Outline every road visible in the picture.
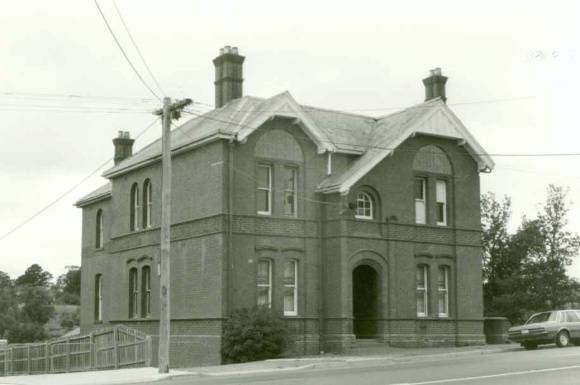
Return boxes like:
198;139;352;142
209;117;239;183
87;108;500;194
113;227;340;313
137;345;580;385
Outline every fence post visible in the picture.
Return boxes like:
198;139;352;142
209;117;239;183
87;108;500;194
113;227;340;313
147;336;153;367
89;331;95;370
66;338;71;372
45;342;49;373
27;345;31;375
113;327;119;369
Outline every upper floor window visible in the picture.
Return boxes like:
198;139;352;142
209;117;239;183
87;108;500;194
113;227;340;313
95;274;103;322
141;266;151;318
436;180;447;226
130;183;140;232
416;265;429;317
438;266;449;317
284;166;298;217
256;259;272;308
355;192;374;220
414;178;427;224
143;179;152;228
96;209;104;249
129;268;139;318
257;165;272;215
283;260;298;316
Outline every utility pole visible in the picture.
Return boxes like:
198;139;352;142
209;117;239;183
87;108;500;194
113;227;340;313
153;97;192;374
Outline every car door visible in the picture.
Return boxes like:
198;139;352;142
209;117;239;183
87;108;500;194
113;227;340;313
564;311;580;339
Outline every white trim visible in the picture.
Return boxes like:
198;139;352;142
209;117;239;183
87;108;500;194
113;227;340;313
283;166;298;217
235;92;336;154
322;101;494;195
95;275;103;322
417;265;428;317
257;259;272;308
327;152;333;175
354;192;373;220
438;266;449;318
415;178;426;225
283;260;298;316
257;164;272;216
435;180;447;226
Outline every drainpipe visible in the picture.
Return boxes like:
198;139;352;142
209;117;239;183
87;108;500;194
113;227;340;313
226;138;235;317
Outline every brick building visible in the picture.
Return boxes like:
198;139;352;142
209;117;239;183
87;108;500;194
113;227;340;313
76;46;494;367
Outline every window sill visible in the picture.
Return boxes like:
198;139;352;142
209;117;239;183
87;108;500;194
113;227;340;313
354;216;374;221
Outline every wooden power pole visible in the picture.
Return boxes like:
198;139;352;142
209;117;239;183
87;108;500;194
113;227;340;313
154;97;192;374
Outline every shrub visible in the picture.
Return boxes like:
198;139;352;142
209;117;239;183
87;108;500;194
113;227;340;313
222;307;288;363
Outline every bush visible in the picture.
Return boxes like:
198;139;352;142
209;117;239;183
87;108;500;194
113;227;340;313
222;307;288;363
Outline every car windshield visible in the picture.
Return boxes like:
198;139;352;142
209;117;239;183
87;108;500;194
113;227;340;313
526;312;557;324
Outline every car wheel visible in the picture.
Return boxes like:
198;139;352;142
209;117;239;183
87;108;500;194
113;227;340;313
522;342;538;350
556;331;570;347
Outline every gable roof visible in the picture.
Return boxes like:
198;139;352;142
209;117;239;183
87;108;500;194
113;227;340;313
75;183;111;207
98;92;493;195
317;98;494;194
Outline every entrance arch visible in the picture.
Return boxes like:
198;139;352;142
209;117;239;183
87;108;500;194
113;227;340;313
352;264;379;339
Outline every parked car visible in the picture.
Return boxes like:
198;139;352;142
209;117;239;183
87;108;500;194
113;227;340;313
508;310;580;350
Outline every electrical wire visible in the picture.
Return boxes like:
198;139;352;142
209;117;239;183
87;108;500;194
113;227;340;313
181;109;580;158
0;117;160;242
0;91;155;102
112;0;166;97
93;0;161;101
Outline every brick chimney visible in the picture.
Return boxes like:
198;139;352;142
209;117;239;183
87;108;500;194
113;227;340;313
112;131;134;165
422;68;448;103
213;46;245;108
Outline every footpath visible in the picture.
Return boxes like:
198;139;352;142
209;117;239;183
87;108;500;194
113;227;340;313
0;344;518;385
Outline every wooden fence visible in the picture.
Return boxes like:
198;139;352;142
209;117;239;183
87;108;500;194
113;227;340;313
0;325;152;377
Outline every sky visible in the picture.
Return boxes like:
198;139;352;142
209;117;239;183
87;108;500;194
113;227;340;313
1;0;580;280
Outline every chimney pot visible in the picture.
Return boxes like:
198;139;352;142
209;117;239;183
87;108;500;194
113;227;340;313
112;131;135;165
213;45;245;108
422;67;448;103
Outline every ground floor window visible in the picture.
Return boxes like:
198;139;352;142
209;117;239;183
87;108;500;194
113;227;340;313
416;265;429;317
283;260;297;316
438;266;449;317
257;259;272;308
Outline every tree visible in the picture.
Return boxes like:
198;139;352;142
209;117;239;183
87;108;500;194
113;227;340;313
15;264;53;287
481;185;580;324
54;266;81;305
0;271;12;289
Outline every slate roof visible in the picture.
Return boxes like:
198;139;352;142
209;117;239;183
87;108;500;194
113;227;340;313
75;183;111;207
78;91;493;203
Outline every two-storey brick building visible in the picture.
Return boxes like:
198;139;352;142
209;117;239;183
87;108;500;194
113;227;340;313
76;46;494;367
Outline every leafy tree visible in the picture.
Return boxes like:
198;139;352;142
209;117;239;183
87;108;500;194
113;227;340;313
481;185;580;324
54;266;81;305
0;279;17;339
18;286;54;325
222;307;288;363
15;264;53;287
0;271;12;289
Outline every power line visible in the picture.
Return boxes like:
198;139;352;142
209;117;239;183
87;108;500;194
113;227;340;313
0;91;155;102
182;109;580;158
0;117;160;242
93;0;161;101
112;0;166;97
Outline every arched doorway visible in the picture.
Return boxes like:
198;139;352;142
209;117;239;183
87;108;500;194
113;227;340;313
352;264;379;339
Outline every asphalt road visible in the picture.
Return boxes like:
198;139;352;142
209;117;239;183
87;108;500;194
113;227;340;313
138;345;580;385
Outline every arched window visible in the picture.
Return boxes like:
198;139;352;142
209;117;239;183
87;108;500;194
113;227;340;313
95;274;103;322
96;209;104;249
355;192;374;220
141;266;151;318
256;259;272;308
130;183;140;231
143;180;152;228
129;268;139;318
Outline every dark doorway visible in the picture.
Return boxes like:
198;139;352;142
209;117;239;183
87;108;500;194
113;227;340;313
352;264;379;339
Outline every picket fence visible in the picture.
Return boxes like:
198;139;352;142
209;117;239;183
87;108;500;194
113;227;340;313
0;325;152;377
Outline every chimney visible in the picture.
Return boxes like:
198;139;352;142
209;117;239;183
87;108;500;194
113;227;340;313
422;67;448;103
112;131;134;165
213;46;245;108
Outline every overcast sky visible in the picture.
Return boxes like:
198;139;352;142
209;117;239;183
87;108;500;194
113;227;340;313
1;0;579;280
